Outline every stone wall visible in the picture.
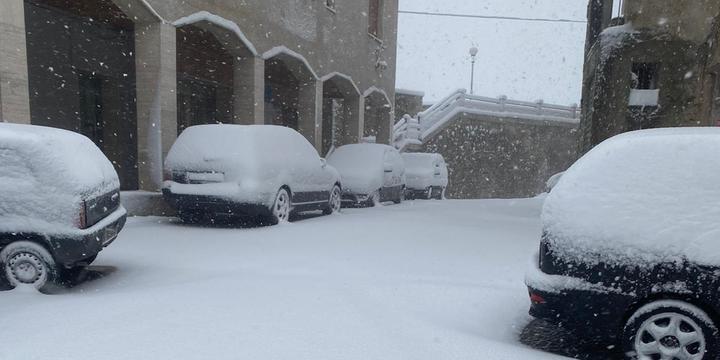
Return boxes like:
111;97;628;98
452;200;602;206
420;113;578;199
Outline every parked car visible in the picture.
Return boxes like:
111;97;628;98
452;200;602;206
525;128;720;358
0;123;126;291
402;152;448;200
326;143;406;207
163;125;342;224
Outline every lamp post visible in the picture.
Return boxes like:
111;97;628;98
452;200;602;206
469;47;479;95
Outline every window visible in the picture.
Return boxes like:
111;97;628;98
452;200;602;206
368;0;382;38
631;63;658;90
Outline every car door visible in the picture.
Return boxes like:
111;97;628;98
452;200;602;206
290;132;333;205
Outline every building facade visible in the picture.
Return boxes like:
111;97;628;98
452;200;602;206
579;0;720;153
0;0;399;191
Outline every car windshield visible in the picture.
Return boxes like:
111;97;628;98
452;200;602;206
3;1;717;359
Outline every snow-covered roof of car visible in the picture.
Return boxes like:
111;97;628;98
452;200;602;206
542;128;720;267
165;124;321;184
0;122;119;196
327;143;392;166
402;153;442;167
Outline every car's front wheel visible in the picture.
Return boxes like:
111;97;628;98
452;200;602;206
323;185;342;215
270;188;291;224
623;300;717;360
1;241;59;292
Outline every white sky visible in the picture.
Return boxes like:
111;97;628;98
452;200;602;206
395;0;588;105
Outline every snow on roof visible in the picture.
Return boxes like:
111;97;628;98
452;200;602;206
363;86;392;106
262;46;319;80
396;88;425;97
173;11;258;56
320;72;361;95
543;128;720;267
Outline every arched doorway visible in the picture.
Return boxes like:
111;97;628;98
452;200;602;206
264;48;319;147
364;89;393;144
24;0;139;189
175;15;259;133
321;74;361;155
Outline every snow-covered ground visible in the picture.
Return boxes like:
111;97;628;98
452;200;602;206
1;198;572;360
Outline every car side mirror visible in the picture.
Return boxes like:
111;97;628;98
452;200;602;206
384;163;393;173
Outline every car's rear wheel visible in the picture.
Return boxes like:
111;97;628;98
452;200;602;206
366;190;380;207
323;185;342;215
436;187;446;200
623;300;717;360
271;188;291;224
393;187;405;204
1;241;59;292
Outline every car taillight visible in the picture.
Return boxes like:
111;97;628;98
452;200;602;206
529;292;546;305
75;200;87;229
163;168;172;181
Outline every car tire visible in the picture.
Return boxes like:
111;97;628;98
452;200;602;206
270;188;292;225
323;185;342;215
1;241;59;293
393;187;405;204
436;187;445;200
366;190;380;207
622;300;718;360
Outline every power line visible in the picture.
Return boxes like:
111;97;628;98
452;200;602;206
398;10;586;24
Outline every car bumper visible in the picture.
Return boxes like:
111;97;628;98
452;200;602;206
49;207;127;267
525;256;634;343
162;189;271;217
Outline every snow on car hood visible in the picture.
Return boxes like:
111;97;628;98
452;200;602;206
542;128;720;267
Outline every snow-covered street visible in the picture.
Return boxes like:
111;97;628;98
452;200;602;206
2;198;574;360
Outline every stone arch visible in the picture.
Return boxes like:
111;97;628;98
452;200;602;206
320;72;362;155
173;12;260;132
363;87;393;144
263;46;320;147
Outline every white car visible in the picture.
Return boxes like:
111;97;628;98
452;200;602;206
401;152;448;200
0;123;126;291
327;143;406;207
162;125;342;224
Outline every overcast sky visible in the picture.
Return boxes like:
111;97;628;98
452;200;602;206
395;0;588;106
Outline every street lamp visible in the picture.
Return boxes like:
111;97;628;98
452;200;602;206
469;47;479;95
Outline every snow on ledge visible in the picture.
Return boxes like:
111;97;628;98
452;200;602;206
172;11;258;56
320;72;361;95
262;46;319;80
396;88;425;97
363;86;392;106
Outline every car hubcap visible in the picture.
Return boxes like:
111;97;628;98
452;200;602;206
7;252;45;285
331;188;341;212
274;190;290;222
635;313;706;360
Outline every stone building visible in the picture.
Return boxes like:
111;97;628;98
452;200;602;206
394;90;579;199
0;0;398;191
579;0;720;153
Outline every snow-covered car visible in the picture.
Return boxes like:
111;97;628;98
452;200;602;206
401;152;448;200
525;128;720;358
0;123;126;291
543;171;564;193
162;125;342;224
326;143;406;207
